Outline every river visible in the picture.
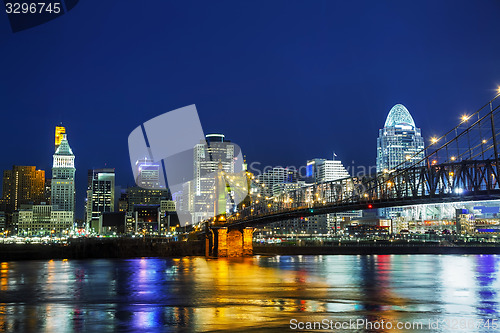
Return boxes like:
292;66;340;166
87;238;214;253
0;255;499;332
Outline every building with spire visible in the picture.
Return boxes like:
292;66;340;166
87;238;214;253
55;125;66;150
12;128;75;236
51;132;76;225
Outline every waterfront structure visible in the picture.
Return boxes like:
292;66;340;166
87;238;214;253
121;187;169;234
85;168;115;231
13;203;72;236
0;211;5;233
376;104;424;219
1;166;45;214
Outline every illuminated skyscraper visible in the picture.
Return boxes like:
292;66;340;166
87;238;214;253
192;134;238;223
376;104;424;173
85;168;115;229
1;166;45;213
135;158;161;189
376;104;424;219
306;157;350;184
55;126;66;150
51;133;76;215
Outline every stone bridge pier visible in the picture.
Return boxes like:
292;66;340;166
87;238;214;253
206;227;254;257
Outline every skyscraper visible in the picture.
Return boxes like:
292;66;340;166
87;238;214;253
376;104;424;173
306;158;350;183
191;134;239;223
257;167;298;198
1;166;45;213
376;104;424;219
135;158;162;189
85;168;115;229
51;133;76;215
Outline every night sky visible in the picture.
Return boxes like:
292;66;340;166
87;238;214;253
1;0;500;219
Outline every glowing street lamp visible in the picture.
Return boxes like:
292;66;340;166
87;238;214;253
430;137;438;144
461;114;469;122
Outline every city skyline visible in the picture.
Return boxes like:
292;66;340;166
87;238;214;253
2;1;500;206
0;96;495;221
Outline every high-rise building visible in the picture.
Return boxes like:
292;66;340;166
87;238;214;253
191;134;239;223
376;104;424;219
306;158;350;183
376;104;424;173
257;167;298;198
305;156;356;234
1;166;45;214
51;133;76;217
85;168;115;229
55;126;66;150
135;158;163;189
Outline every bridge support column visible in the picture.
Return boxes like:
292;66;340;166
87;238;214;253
206;227;254;257
217;227;228;257
227;229;243;257
242;227;254;256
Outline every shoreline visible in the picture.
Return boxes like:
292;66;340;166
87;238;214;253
1;238;500;261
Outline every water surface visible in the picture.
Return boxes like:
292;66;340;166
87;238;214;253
0;255;499;332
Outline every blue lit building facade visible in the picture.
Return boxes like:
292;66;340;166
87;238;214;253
376;104;424;219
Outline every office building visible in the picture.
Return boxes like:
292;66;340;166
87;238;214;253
377;104;424;173
191;134;240;223
1;165;45;214
85;168;115;231
135;158;163;189
306;157;350;183
376;104;425;220
14;203;72;236
257;167;298;198
51;131;75;226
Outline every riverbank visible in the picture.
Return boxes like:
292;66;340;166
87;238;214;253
0;238;205;261
2;238;500;261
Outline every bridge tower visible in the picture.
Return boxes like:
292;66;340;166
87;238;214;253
205;226;254;257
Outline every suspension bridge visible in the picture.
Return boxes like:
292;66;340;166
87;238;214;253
204;92;500;256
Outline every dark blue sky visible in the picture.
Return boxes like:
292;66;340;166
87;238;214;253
1;0;500;218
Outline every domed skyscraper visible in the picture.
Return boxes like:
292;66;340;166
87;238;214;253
376;104;424;174
376;104;425;220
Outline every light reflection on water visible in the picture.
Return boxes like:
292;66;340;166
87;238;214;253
0;255;498;332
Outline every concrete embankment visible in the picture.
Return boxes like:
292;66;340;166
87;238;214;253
0;238;205;261
254;245;500;255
